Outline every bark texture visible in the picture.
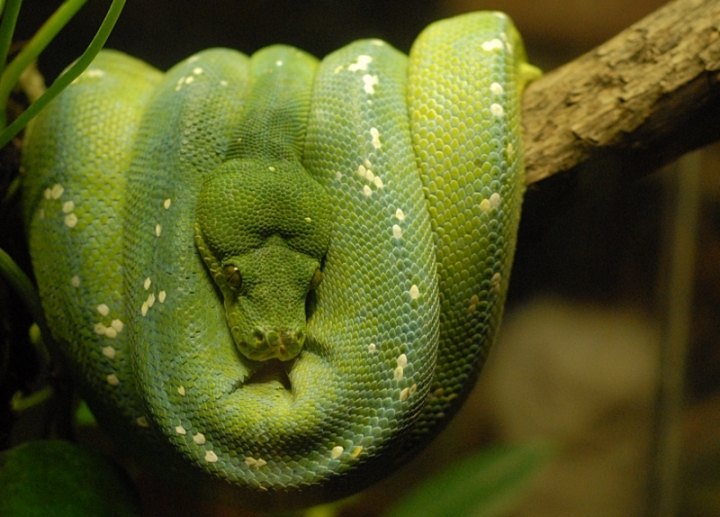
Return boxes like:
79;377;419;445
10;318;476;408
522;0;720;185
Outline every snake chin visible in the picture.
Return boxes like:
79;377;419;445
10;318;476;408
241;358;294;391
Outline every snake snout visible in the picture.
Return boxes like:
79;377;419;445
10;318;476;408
245;327;304;361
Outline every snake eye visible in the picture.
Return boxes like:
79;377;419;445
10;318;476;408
309;268;323;290
223;264;242;290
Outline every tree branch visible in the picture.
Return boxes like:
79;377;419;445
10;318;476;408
522;0;720;185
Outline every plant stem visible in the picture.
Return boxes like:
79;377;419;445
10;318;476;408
0;0;22;87
0;0;88;129
0;247;56;360
0;0;126;148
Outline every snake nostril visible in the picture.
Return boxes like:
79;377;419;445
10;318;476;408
252;329;264;345
267;330;280;347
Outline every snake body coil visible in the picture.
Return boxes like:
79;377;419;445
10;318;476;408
22;12;537;509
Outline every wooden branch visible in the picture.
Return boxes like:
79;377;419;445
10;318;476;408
522;0;720;185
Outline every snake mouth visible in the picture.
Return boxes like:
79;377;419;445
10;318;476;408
242;358;293;391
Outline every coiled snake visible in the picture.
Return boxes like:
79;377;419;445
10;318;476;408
22;11;538;510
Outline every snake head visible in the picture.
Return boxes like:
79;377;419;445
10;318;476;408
194;158;331;362
211;240;322;361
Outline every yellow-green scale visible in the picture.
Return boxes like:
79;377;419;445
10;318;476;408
405;12;527;445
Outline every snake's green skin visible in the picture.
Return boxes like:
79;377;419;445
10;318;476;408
22;12;538;510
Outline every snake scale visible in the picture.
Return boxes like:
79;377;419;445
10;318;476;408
21;11;538;510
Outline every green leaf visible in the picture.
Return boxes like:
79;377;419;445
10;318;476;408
74;400;98;427
0;440;141;516
383;443;553;517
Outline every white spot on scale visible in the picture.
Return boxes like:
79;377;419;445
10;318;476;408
97;304;110;316
176;425;187;435
147;293;156;308
365;169;375;183
351;446;363;458
371;39;385;46
155;224;162;237
245;457;267;467
491;272;502;292
348;55;372;71
184;76;195;85
107;374;120;386
163;198;171;209
304;217;312;223
111;319;124;333
335;171;343;180
50;184;64;199
276;60;283;66
71;275;81;287
64;214;78;228
85;69;105;78
102;346;116;359
104;327;117;339
394;366;404;381
373;176;384;189
144;278;151;290
192;67;203;75
159;291;167;303
333;64;343;74
399;383;418;401
370;127;381;149
490;82;504;95
480;199;491;213
357;164;368;178
188;55;200;63
193;433;206;445
409;285;420;299
363;185;372;197
141;302;148;317
205;450;218;463
62;201;74;213
368;343;376;353
397;354;408;368
392;224;402;239
136;416;149;427
178;386;186;396
481;39;504;52
489;192;501;209
219;80;228;86
490;103;504;117
395;208;405;221
362;74;379;94
364;158;372;168
331;446;344;459
268;166;276;171
94;323;107;335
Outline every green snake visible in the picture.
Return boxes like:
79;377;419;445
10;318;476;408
22;11;538;510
